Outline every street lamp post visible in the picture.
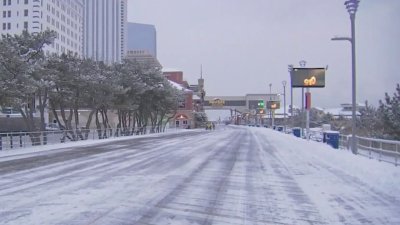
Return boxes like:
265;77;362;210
332;0;359;154
269;83;272;126
288;65;294;127
282;81;287;133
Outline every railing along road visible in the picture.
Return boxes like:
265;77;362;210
340;135;400;166
0;126;180;151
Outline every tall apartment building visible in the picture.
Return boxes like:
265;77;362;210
83;0;127;63
0;0;84;56
127;22;156;58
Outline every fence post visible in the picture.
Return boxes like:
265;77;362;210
19;132;23;148
9;133;13;149
396;144;398;167
369;139;372;159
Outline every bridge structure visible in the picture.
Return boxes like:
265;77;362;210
203;94;282;125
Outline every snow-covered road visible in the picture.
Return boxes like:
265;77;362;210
0;126;399;225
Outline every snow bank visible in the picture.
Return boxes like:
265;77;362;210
252;126;400;195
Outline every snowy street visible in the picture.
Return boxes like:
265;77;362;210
0;126;399;225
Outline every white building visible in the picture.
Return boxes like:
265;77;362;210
83;0;127;63
323;103;364;119
0;0;84;56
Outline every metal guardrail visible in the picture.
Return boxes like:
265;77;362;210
339;134;400;166
0;126;181;151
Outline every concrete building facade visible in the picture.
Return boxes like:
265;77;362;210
83;0;127;63
0;0;84;56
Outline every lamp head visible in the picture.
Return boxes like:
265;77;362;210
344;0;360;16
288;64;294;72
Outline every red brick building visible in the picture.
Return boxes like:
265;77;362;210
163;70;194;128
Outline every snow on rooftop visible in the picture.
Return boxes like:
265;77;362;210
324;108;361;116
162;68;182;72
167;80;192;93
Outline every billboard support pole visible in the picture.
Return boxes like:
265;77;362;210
272;110;275;128
300;60;306;138
306;88;311;141
301;87;305;137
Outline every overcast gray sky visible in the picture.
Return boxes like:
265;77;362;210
127;0;400;108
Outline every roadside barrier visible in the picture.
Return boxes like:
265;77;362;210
0;126;181;151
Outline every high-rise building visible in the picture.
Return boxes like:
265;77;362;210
125;49;161;69
127;22;156;57
83;0;127;63
0;0;84;56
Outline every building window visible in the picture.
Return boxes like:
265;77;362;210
8;0;11;5
24;9;28;16
24;21;28;29
2;11;6;18
7;10;11;17
3;0;6;6
25;0;28;4
2;23;6;30
7;22;11;30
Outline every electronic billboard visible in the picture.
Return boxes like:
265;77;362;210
291;68;325;88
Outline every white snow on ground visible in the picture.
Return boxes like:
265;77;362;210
1;126;398;194
0;125;398;224
2;126;396;195
253;127;400;194
248;126;400;224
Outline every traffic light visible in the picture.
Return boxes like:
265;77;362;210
257;100;265;108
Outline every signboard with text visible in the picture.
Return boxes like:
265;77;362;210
291;68;325;88
267;101;280;110
209;98;225;107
